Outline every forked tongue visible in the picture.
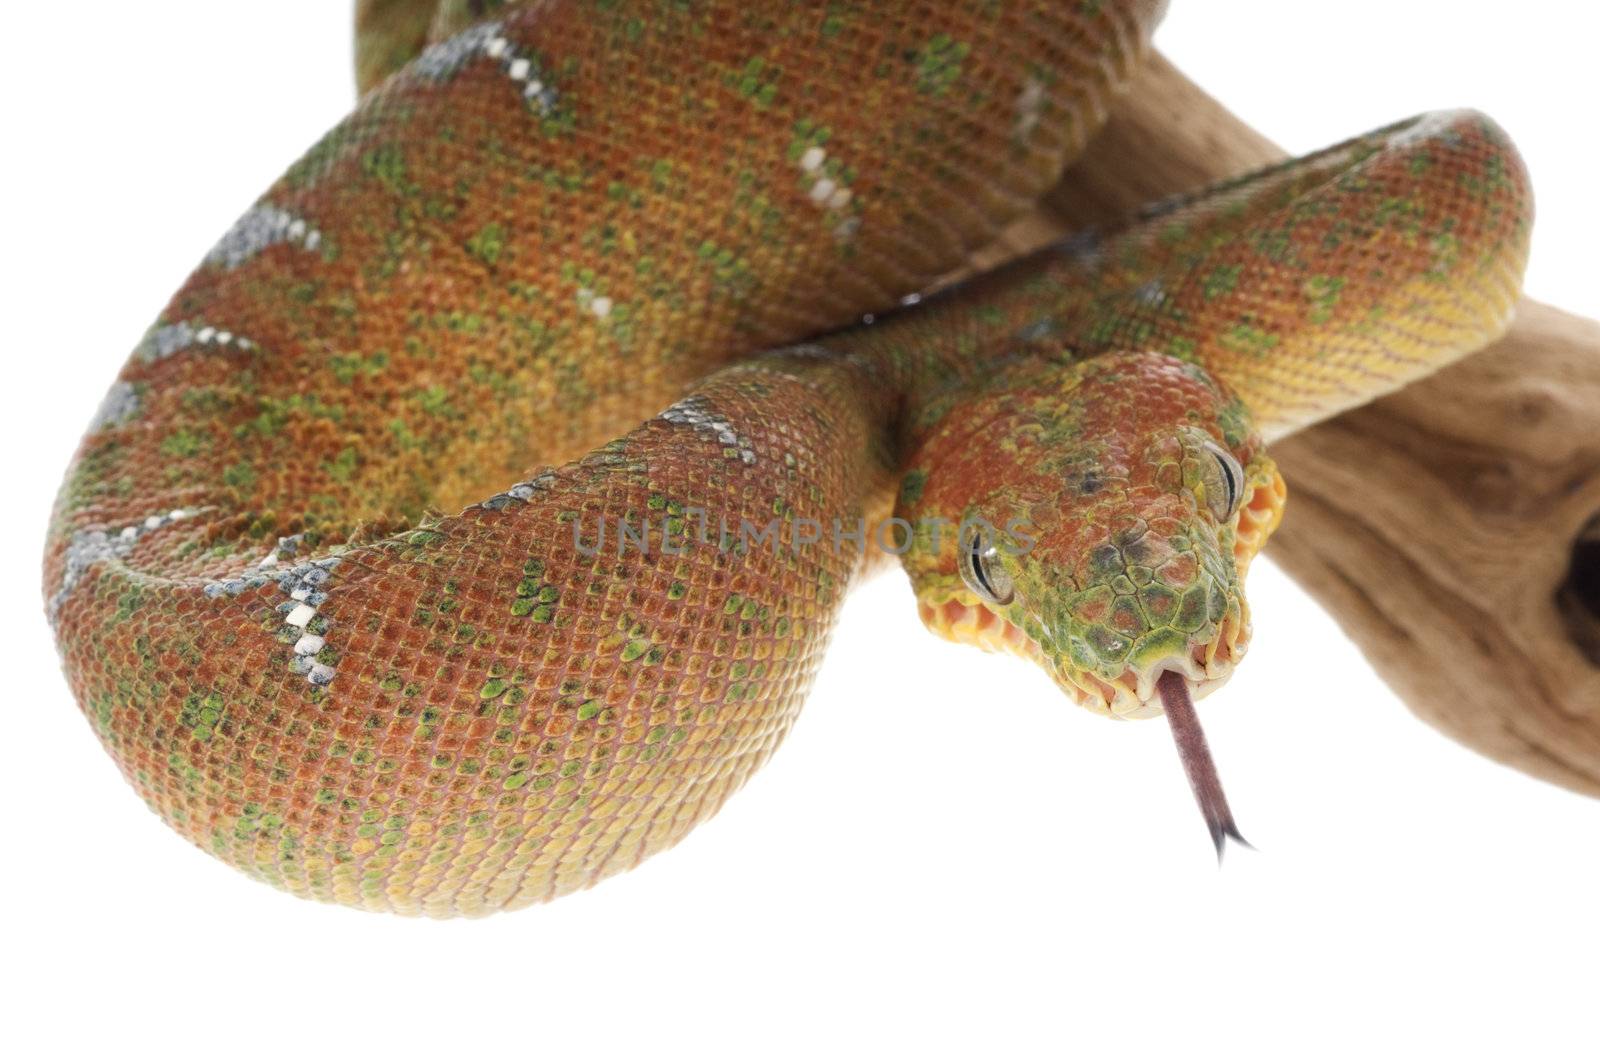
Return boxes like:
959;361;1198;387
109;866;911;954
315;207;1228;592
1156;670;1251;863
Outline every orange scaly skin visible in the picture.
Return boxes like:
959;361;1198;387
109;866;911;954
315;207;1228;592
45;1;1529;915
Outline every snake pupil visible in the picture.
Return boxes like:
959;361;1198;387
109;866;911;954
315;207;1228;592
973;540;996;598
1201;439;1245;520
961;525;1014;606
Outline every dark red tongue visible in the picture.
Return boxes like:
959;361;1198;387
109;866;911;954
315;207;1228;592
1157;670;1251;862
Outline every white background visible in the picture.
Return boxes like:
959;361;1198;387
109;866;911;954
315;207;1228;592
3;2;1597;1059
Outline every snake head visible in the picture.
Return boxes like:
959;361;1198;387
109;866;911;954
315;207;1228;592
896;350;1285;719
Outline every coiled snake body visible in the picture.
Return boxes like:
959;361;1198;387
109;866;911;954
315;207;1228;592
45;0;1530;914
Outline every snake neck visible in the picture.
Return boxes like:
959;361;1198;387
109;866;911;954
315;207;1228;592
821;238;1100;468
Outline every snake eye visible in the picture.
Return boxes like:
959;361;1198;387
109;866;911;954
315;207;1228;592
1200;439;1245;521
958;522;1014;606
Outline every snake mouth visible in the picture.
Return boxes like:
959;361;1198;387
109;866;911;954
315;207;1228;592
917;594;1249;720
1106;609;1247;719
1078;606;1248;720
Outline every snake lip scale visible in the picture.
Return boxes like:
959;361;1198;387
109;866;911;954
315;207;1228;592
44;1;1530;914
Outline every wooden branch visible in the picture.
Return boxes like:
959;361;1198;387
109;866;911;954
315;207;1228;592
1263;302;1600;796
962;53;1600;796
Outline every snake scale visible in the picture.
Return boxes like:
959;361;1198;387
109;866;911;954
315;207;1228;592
45;0;1530;915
